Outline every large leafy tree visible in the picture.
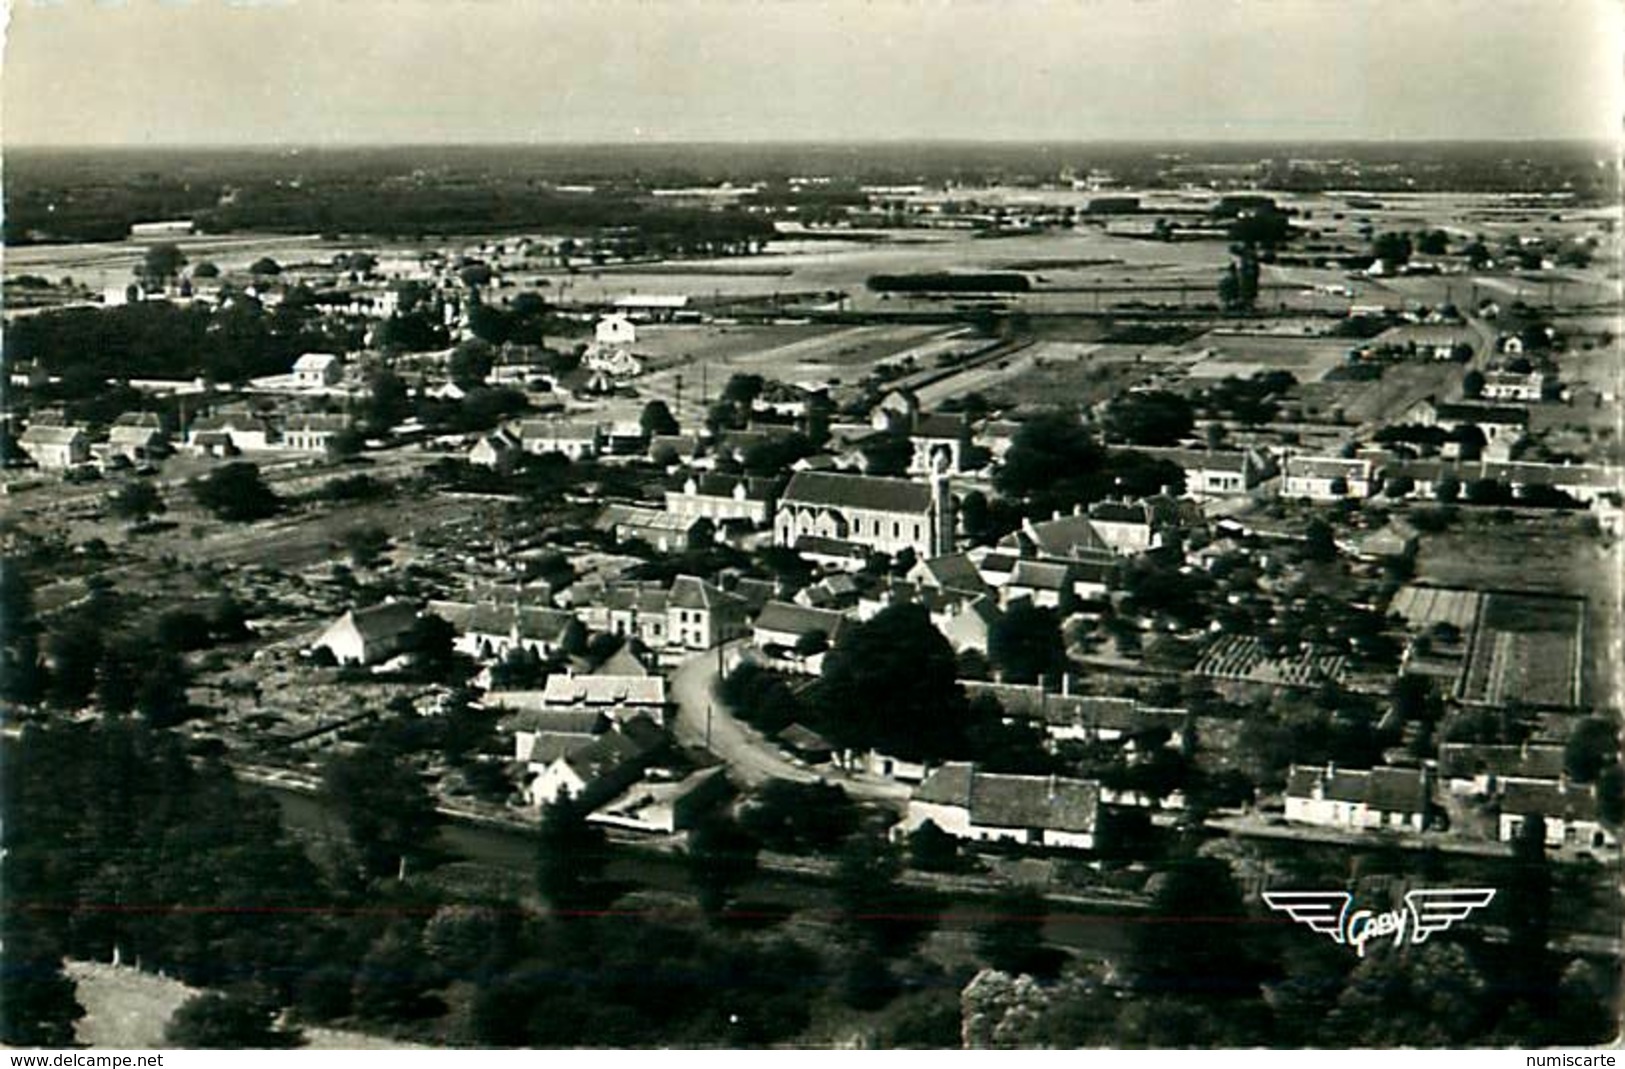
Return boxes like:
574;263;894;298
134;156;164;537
685;815;759;918
0;925;84;1047
988;602;1068;686
1101;390;1195;447
1129;853;1266;1000
164;992;302;1049
813;603;970;761
320;747;439;880
534;792;609;913
190;462;280;522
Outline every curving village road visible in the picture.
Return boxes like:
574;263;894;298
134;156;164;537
668;641;912;804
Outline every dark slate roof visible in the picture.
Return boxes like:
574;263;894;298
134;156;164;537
913;762;1100;834
508;708;607;736
1500;781;1599;821
526;731;600;765
1440;743;1567;783
285;413;351;433
561;721;664;782
913;761;976;805
348;601;420;642
914;553;992;597
780;471;933;514
1001;515;1108;558
1087;501;1151;525
674;473;779;501
1285;764;1428;813
754;600;850;640
1432;401;1531;426
793;535;871;561
670;574;743;612
599;582;671;614
970;773;1099;834
728;577;778;613
1285;456;1373;481
912;412;968;440
1009;560;1072;592
777;722;834;754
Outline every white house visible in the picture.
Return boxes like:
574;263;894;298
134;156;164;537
1479;370;1548;404
312;602;420;666
291;352;343;389
595;314;638;347
280;413;351;454
517;420;602;460
1283;764;1431;832
1282;455;1376;500
20;425;90;471
1498;781;1618;852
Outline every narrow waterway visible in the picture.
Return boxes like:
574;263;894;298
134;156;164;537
258;784;1134;957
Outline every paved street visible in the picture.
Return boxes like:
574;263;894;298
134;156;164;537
668;641;911;803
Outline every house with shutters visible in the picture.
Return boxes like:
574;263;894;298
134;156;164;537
517;419;602;460
1282;455;1377;500
431;600;584;661
1141;446;1275;497
186;413;274;453
1403;397;1530;444
664;473;779;526
280;413;352;454
1498;781;1618;851
667;574;750;651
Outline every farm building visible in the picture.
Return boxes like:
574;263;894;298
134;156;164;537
900;763;1101;851
313;602;421;666
20;425;91;471
1284;764;1432;832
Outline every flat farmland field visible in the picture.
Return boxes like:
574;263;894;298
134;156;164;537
627;321;850;365
1390;585;1483;631
1185;332;1353;381
988;343;1160;408
1460;592;1584;709
1297;361;1466;427
1413;513;1608;596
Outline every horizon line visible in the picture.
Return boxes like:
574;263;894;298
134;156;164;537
4;135;1618;152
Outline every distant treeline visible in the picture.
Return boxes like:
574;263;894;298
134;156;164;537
8;301;357;389
198;185;776;248
5;172;778;251
867;272;1032;294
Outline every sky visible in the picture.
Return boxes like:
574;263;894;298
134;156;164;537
3;0;1621;146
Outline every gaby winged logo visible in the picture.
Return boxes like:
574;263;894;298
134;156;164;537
1262;889;1497;958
